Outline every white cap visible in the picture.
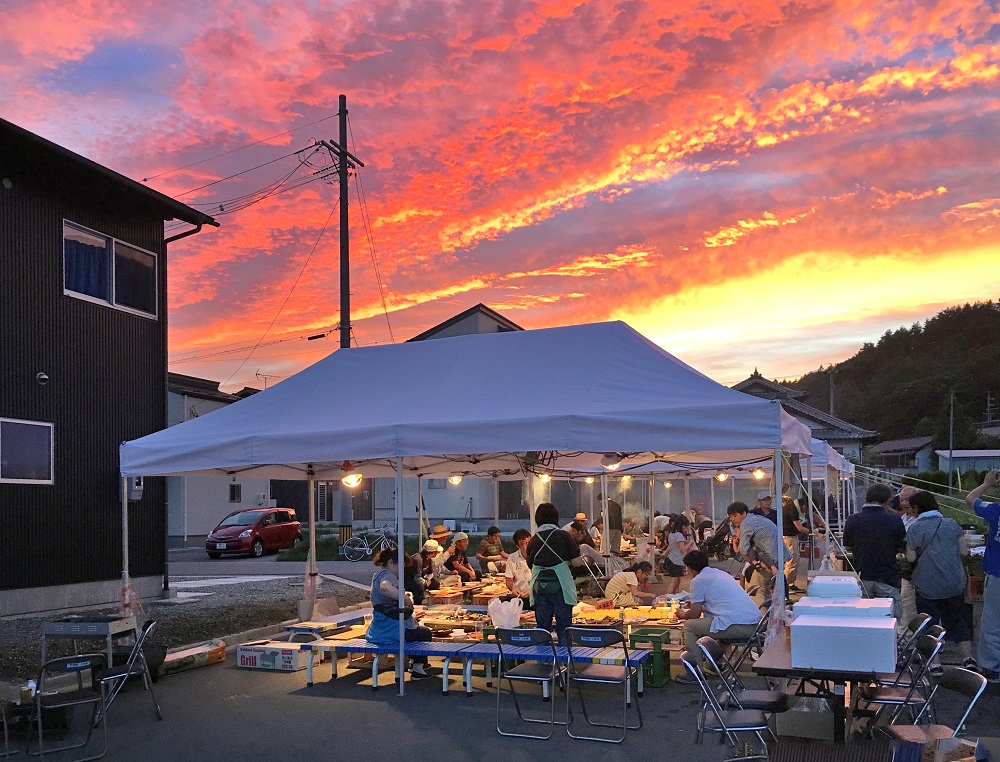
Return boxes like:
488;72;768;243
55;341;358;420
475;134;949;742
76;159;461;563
453;532;469;542
757;491;772;501
422;539;441;552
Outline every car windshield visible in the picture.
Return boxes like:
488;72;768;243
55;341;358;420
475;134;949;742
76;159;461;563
218;511;262;527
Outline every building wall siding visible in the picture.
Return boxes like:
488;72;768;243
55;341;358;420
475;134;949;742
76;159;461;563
0;161;167;592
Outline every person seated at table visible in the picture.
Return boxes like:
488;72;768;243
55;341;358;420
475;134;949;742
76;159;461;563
562;513;596;547
603;561;657;606
476;526;509;574
567;521;604;577
675;550;762;674
366;549;434;680
401;551;426;605
414;539;444;592
663;515;697;594
444;531;481;583
503;528;533;608
526;502;581;645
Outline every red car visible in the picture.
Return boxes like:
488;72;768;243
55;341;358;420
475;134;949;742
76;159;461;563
205;508;301;559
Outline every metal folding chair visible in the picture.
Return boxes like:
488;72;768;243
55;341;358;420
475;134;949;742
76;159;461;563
858;634;943;735
96;620;162;721
564;627;642;743
495;628;566;740
884;667;987;744
28;654;108;761
680;651;769;761
1;698;13;760
696;636;786;741
724;607;770;672
896;613;931;662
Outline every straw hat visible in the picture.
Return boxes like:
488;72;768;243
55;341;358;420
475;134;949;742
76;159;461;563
430;524;452;540
574;512;588;522
422;539;442;553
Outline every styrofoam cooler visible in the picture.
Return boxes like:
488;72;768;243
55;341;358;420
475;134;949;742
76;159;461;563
806;575;862;599
792;597;893;620
790;615;897;673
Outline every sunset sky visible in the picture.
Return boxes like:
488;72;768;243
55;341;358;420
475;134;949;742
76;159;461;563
4;0;999;391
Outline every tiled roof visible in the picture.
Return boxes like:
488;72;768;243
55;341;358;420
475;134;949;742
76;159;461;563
732;370;807;400
871;436;934;455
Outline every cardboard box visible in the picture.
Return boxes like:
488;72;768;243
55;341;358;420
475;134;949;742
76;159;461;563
806;575;862;599
775;695;836;741
792;597;893;620
791;615;896;673
236;641;308;672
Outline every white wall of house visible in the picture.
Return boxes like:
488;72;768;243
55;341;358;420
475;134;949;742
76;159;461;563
369;476;498;529
166;390;270;541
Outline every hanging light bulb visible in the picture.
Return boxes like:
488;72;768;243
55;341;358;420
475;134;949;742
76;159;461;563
601;453;623;471
448;474;463;486
664;481;673;489
752;467;766;480
341;473;363;489
584;476;595;485
715;471;729;482
538;472;551;483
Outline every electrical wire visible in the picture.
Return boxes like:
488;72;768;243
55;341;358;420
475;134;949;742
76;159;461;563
143;111;342;182
219;199;340;390
348;115;395;343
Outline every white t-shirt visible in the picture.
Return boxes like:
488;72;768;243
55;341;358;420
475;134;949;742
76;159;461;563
653;515;671;534
666;531;688;565
604;571;639;605
504;549;531;596
689;566;761;633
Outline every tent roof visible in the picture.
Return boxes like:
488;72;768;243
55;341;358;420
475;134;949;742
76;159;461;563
120;321;812;478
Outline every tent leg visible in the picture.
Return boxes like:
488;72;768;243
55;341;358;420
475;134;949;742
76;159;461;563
396;457;406;696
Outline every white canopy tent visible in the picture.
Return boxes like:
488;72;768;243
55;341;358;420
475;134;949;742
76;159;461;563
121;321;813;692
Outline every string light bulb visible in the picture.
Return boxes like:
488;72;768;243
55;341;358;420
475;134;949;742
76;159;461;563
664;481;672;489
538;472;551;483
752;468;766;480
584;476;595;485
448;474;463;486
715;471;729;482
601;453;623;471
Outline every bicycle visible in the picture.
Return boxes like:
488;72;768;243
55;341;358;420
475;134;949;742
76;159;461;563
342;524;397;561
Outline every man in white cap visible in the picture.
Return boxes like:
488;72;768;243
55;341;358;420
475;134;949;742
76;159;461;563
753;491;778;524
414;539;444;591
444;532;481;583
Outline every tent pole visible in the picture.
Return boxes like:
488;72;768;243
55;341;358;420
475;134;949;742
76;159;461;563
121;474;129;589
824;470;831;562
600;474;609;558
301;469;318;621
710;477;716;525
773;450;785;628
731;476;736;503
493;476;500;524
589;481;594;524
805;455;813;572
684;477;691;519
417;478;424;547
396;457;405;696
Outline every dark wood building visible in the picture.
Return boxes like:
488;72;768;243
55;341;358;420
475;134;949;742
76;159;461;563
0;117;216;615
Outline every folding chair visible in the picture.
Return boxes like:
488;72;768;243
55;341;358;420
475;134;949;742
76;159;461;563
896;614;931;662
724;607;770;673
28;654;108;761
696;636;786;740
883;667;987;745
1;699;13;760
495;628;566;740
564;627;642;743
96;620;162;721
680;651;769;761
857;634;942;735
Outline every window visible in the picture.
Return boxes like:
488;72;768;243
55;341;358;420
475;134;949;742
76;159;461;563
0;418;54;484
427;478;446;489
229;483;242;503
63;221;157;317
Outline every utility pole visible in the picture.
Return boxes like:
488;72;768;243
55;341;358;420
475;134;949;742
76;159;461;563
829;367;835;417
316;95;364;351
948;391;955;494
988;390;996;423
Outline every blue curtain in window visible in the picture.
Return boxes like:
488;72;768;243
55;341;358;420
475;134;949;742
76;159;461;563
64;237;109;300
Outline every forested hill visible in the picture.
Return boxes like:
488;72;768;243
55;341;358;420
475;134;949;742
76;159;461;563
782;301;1000;445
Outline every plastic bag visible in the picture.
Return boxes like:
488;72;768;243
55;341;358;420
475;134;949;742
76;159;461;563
488;597;523;629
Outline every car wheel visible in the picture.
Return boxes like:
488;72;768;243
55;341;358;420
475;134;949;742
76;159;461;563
343;537;367;562
250;538;265;558
207;552;221;560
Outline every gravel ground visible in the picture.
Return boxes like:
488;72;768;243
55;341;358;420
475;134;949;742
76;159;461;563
0;577;369;684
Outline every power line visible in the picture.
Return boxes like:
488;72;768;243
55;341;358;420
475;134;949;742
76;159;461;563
220;199;340;389
143;111;342;182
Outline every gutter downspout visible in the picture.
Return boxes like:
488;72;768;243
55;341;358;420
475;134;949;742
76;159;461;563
165;220;217;244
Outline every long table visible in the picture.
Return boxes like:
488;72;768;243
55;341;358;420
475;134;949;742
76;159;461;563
751;633;877;744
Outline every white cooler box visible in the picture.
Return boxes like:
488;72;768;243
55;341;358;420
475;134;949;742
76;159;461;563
792;597;893;620
806;575;862;599
791;615;897;673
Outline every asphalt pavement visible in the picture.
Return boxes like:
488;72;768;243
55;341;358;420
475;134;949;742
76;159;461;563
168;547;378;587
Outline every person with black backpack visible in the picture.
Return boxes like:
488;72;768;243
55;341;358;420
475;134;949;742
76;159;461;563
526;502;581;645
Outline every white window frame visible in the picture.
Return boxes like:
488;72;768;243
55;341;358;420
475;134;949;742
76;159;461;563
0;417;55;485
62;219;159;319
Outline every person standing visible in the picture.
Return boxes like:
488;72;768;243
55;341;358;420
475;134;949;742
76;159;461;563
906;490;976;673
728;502;785;600
842;483;906;619
752;492;778;524
898;486;920;624
781;496;810;593
598;493;624;553
663;515;697;595
526;502;580;645
967;470;1000;683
